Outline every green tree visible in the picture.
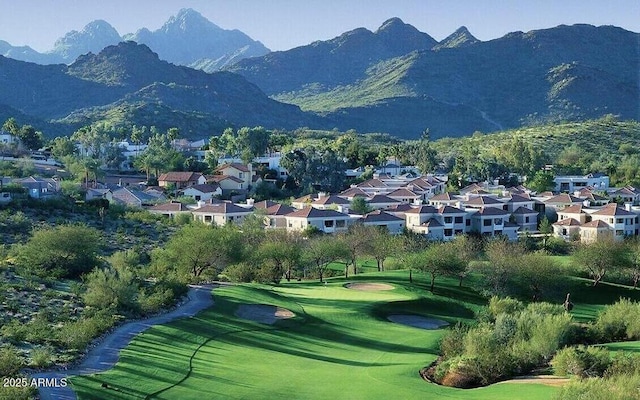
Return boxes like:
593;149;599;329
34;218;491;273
574;238;628;286
539;216;553;249
528;171;555;193
350;197;372;215
51;136;77;159
16;125;43;150
451;234;482;287
83;264;139;313
304;235;350;283
255;230;301;284
15;225;101;278
408;242;466;292
159;224;244;280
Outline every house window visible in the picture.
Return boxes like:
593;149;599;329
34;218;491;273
525;217;530;223
617;218;624;224
562;228;567;236
495;230;502;236
324;220;335;228
466;219;471;226
195;195;201;201
454;229;463;235
444;229;453;236
204;215;212;223
483;219;492;227
336;220;346;228
455;216;463;224
444;216;452;223
239;172;244;179
494;218;503;225
616;230;624;236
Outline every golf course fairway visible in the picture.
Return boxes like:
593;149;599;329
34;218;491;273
71;272;559;400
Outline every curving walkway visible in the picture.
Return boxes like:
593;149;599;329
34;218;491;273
32;284;216;400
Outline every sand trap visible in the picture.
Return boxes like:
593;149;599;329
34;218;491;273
235;304;295;325
388;314;449;330
345;282;394;291
499;375;570;387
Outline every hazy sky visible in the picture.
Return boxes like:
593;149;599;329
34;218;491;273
1;0;639;52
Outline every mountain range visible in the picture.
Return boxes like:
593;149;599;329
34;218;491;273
0;8;268;71
0;13;637;139
228;20;639;138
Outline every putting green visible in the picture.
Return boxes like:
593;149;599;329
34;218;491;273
71;272;558;400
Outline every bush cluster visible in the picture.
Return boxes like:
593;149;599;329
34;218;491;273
435;297;572;387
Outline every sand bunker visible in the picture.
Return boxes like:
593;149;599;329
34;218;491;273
498;375;570;387
235;304;295;325
345;282;394;291
387;314;449;330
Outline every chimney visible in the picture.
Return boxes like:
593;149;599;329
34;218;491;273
582;200;590;207
318;191;328;198
197;200;205;208
625;203;633;212
247;198;255;206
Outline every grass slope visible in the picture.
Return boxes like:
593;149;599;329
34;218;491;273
71;272;559;400
432;118;640;154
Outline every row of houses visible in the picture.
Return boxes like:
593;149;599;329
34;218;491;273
144;171;640;244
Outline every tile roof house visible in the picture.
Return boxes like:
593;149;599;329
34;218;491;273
284;207;352;234
192;202;255;226
181;183;222;202
366;194;402;210
112;187;159;208
358;210;405;234
264;203;296;229
214;163;256;190
147;202;190;219
158;172;205;189
15;177;60;199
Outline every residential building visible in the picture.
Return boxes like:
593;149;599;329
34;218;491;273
158;172;205;189
148;202;191;219
284;207;352;234
358;210;405;234
181;183;222;202
192;203;255;226
554;173;609;192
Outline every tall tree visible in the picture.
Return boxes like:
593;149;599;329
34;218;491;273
408;242;465;292
304;236;349;283
15;225;101;278
161;224;244;280
574;238;628;286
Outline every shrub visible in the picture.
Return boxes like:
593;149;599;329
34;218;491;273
551;345;611;378
595;298;640;342
24;315;54;344
605;352;640;378
30;345;54;368
487;296;524;319
0;320;27;344
554;373;640;400
57;313;116;350
138;287;175;315
223;263;256;283
0;345;23;376
439;323;468;359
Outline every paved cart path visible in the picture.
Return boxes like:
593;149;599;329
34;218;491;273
32;284;216;400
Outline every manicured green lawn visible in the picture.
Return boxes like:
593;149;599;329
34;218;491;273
604;341;640;353
71;271;563;400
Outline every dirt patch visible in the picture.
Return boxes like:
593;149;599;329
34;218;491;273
498;375;570;387
345;282;394;291
387;314;449;330
235;304;295;325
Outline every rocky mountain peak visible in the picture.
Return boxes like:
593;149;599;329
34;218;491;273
51;20;122;61
434;26;479;49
